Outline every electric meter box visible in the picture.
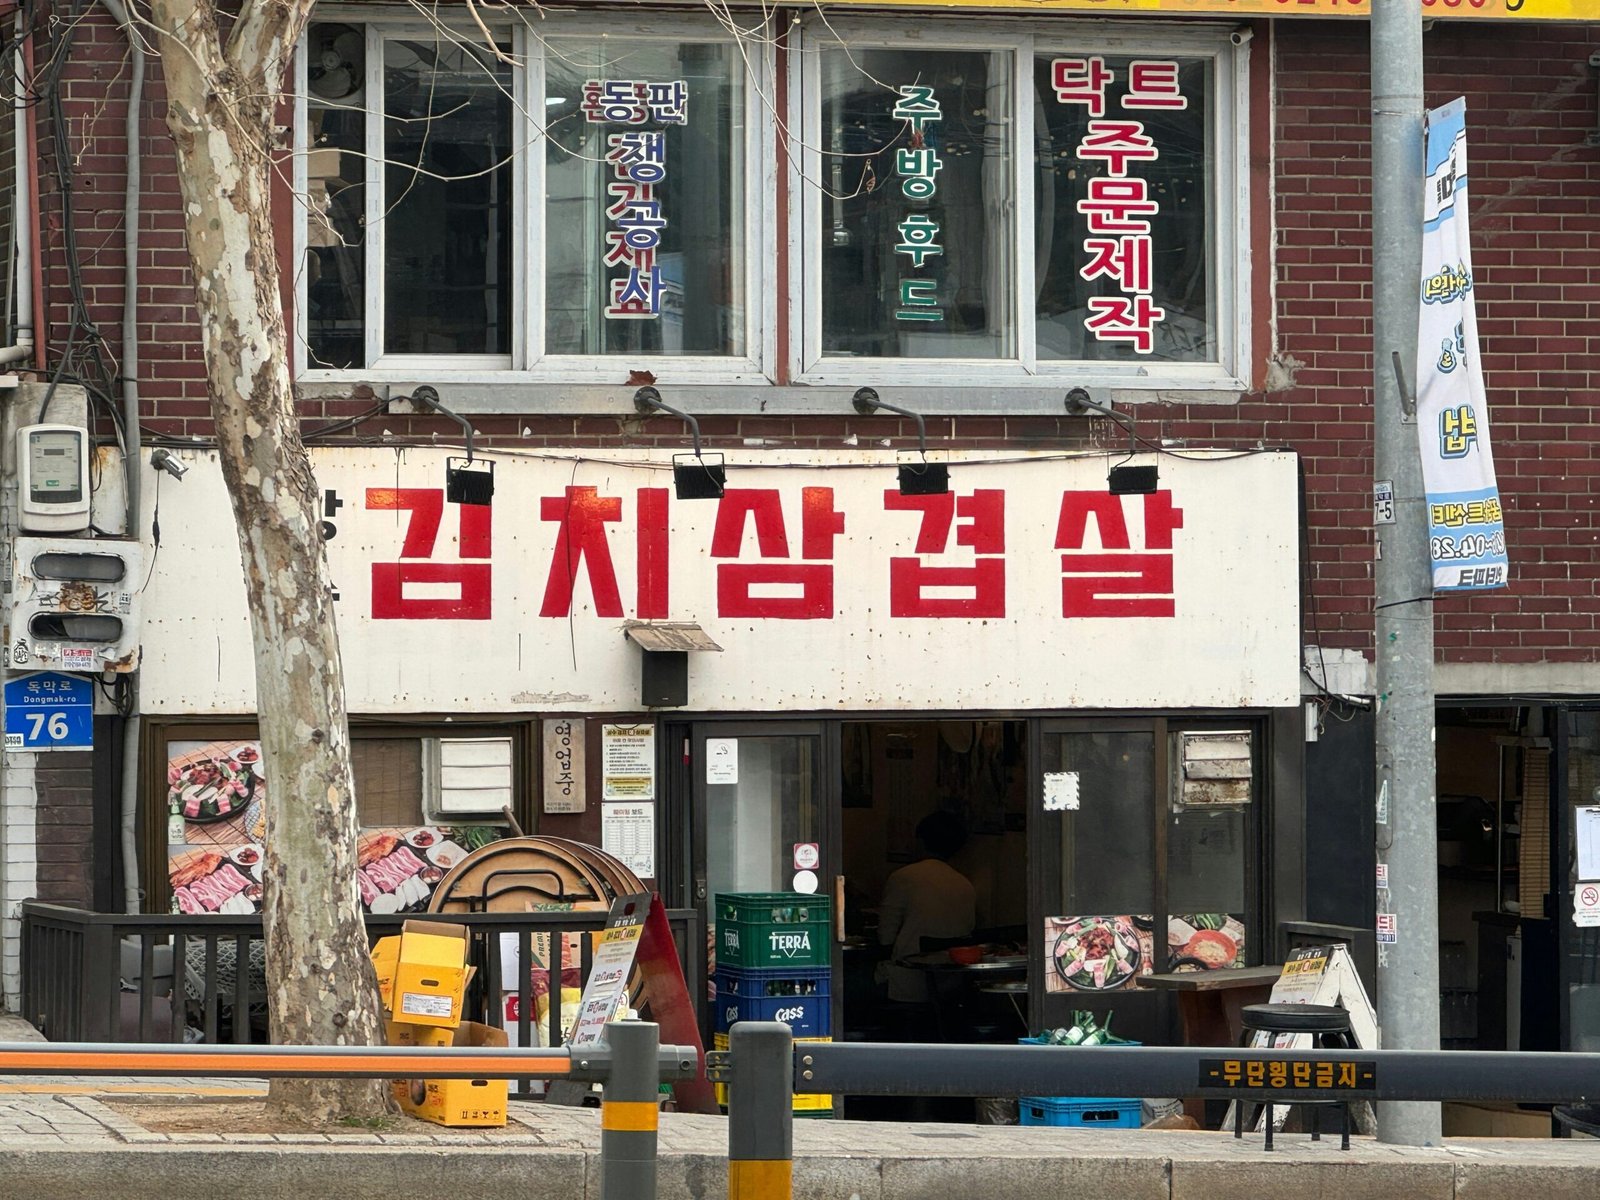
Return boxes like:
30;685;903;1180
16;424;92;533
10;536;142;673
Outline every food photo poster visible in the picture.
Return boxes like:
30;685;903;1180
165;738;501;915
1044;914;1154;993
1167;914;1246;972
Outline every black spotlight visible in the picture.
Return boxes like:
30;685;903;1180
897;461;950;496
853;388;949;496
1108;464;1159;495
635;386;726;501
445;457;495;505
672;453;726;500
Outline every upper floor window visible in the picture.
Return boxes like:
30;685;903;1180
295;13;1247;398
793;19;1244;388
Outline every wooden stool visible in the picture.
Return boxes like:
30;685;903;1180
1236;1003;1355;1151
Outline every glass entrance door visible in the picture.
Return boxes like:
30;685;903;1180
665;722;833;1037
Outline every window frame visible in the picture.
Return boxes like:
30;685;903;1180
788;16;1251;393
292;8;776;384
290;10;1252;407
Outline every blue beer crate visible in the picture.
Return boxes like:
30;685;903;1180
1018;1096;1143;1128
714;966;831;1037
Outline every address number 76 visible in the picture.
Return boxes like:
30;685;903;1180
26;712;71;741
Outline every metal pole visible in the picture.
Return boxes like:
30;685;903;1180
599;1020;661;1200
727;1022;793;1200
1371;0;1440;1147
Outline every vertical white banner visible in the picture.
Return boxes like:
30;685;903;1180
1417;98;1508;592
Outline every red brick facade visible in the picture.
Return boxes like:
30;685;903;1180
30;12;1600;667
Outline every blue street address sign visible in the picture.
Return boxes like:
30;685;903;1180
4;672;94;752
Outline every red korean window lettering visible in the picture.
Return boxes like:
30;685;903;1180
712;488;844;619
1054;490;1184;618
1050;55;1114;118
366;487;492;620
1123;60;1188;110
884;489;1006;618
1084;294;1168;354
1075;120;1158;177
1076;177;1160;235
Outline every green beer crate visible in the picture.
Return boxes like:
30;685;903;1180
715;892;832;970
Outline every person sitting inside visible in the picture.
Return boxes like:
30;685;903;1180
877;810;977;1008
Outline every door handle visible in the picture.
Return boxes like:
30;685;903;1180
835;875;846;942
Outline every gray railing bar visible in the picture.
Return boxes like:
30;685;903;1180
795;1042;1600;1105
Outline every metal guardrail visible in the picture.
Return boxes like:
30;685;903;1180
715;1022;1600;1200
0;1020;694;1200
792;1041;1600;1104
19;903;706;1068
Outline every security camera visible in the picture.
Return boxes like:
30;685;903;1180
1230;29;1253;46
150;447;188;480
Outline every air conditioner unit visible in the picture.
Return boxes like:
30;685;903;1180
424;736;514;817
10;536;142;673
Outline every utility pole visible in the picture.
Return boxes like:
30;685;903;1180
1371;0;1440;1147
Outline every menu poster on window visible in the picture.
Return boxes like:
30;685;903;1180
166;739;265;915
602;802;656;879
1166;913;1245;972
1044;914;1154;993
602;723;656;801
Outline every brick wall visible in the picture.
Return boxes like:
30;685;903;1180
34;12;1600;666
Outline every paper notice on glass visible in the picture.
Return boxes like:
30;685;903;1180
1042;772;1080;812
602;723;655;801
602;802;655;879
705;738;739;785
1576;807;1600;882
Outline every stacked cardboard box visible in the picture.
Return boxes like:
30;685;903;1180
372;919;507;1128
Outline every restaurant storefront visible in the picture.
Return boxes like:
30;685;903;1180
133;444;1304;1048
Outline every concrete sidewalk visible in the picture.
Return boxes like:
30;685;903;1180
3;1014;1598;1199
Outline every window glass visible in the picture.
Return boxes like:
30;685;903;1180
544;41;746;356
383;37;513;356
819;48;1014;360
305;22;367;370
352;737;425;827
1033;53;1214;362
1045;730;1155;915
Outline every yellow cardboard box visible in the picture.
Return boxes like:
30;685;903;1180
371;935;401;1011
389;919;470;1029
387;1019;509;1127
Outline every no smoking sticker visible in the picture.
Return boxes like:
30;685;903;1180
1575;884;1600;928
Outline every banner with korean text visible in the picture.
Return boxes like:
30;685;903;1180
131;448;1300;715
1418;98;1508;593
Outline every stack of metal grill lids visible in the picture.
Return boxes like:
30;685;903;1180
425;835;646;914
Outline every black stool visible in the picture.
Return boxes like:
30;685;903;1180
1236;1003;1355;1151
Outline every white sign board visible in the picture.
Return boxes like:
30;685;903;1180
705;738;739;785
1576;883;1600;929
542;718;586;814
602;723;655;802
602;802;655;879
1042;771;1080;812
132;448;1300;714
1576;807;1600;883
566;898;649;1049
